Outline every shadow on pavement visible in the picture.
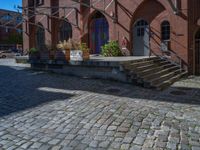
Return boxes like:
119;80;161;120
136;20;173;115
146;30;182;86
0;65;75;117
0;65;200;117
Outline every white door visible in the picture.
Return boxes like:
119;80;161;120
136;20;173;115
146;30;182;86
133;20;150;56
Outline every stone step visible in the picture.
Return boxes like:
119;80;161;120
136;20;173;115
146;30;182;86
142;65;180;81
135;60;171;72
155;71;188;90
123;56;187;90
121;56;158;66
150;69;182;86
136;63;174;77
128;58;162;68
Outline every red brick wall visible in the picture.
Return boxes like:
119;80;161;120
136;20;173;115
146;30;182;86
0;9;22;45
23;0;200;74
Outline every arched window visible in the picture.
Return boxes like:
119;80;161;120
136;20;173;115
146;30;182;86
59;21;72;41
36;23;45;50
161;21;170;41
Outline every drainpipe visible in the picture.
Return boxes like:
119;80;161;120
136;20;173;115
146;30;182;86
174;0;179;15
167;0;179;15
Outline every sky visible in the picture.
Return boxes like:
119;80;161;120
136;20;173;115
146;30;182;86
0;0;22;12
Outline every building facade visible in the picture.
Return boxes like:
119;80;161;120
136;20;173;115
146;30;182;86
22;0;200;75
0;9;22;50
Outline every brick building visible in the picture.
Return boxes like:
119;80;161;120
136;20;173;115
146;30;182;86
0;9;22;50
22;0;200;74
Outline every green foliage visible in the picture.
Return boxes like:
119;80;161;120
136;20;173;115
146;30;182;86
101;41;122;57
29;48;39;54
79;43;89;52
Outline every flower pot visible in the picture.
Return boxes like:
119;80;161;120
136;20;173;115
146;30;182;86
65;49;70;61
70;50;83;61
55;50;65;61
83;51;90;60
40;50;49;61
29;52;40;61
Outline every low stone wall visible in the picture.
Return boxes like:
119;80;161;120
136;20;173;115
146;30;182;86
31;61;130;83
15;56;29;64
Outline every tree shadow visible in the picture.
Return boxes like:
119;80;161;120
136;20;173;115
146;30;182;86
0;65;75;117
0;65;200;119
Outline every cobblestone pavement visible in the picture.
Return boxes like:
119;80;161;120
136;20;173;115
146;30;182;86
0;59;200;150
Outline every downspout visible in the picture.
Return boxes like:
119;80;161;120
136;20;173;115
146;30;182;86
167;0;179;15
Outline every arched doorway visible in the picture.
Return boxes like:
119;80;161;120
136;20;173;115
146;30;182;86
89;12;109;54
59;21;72;42
36;23;45;50
195;29;200;75
133;19;150;56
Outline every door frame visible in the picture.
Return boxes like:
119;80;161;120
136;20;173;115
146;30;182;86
89;13;109;54
195;29;200;75
132;19;150;56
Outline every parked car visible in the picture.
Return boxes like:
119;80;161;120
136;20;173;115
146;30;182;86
0;50;21;58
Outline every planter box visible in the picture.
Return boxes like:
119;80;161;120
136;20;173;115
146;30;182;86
55;50;65;61
40;51;49;61
70;50;83;61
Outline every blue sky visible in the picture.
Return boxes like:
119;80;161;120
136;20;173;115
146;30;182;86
0;0;22;12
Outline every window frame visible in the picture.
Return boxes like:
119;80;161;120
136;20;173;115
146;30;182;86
161;20;170;41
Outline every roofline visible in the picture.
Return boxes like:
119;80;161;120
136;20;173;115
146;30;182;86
0;9;22;14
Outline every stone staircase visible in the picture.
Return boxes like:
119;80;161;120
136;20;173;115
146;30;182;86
122;57;188;90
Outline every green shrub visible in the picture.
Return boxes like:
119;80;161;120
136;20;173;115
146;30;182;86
29;48;39;54
101;41;122;57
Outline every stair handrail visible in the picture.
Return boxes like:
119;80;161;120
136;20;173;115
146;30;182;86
149;46;187;72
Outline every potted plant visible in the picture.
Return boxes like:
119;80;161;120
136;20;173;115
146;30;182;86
80;43;90;60
28;47;40;61
101;41;122;57
46;42;56;61
54;48;65;61
57;40;71;61
69;39;83;61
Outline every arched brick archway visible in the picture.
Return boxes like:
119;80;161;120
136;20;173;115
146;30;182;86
195;29;200;75
88;11;109;54
130;0;168;56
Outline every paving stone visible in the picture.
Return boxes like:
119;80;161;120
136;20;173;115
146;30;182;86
122;137;133;144
38;144;51;150
48;139;60;145
0;59;200;150
30;142;43;149
167;141;177;150
110;142;121;149
89;141;98;148
133;136;145;145
120;144;130;150
130;145;142;150
21;142;33;149
107;126;117;131
99;141;110;148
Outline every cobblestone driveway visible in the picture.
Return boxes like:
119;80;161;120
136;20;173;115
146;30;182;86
0;59;200;150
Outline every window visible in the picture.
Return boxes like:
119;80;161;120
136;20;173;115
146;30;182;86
5;27;9;33
16;17;22;24
36;24;45;50
36;0;44;6
59;21;72;41
161;21;170;41
1;14;13;21
135;20;148;37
